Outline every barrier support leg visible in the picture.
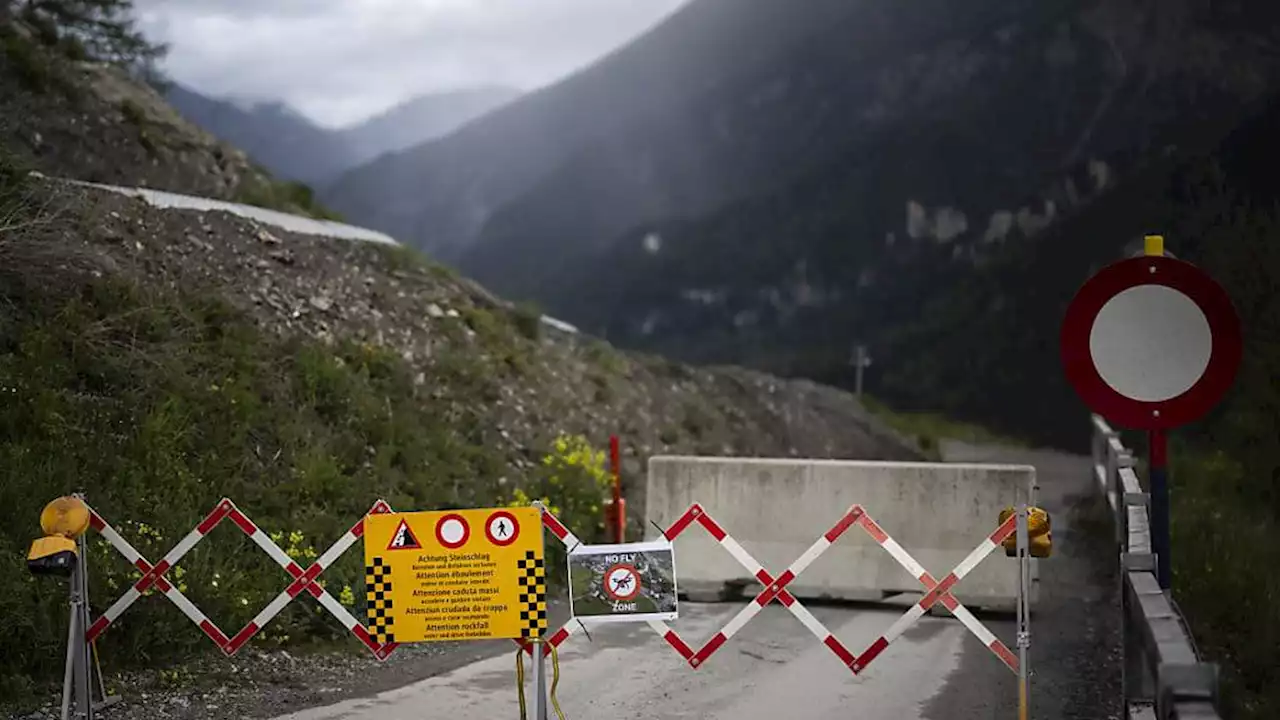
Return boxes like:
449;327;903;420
60;584;76;720
1017;504;1031;720
62;535;94;720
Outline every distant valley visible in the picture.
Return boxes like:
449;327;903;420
164;83;520;187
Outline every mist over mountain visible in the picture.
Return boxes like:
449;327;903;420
320;0;1280;450
320;0;860;257
165;83;353;186
164;83;520;187
335;86;519;169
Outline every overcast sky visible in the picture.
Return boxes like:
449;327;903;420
134;0;689;129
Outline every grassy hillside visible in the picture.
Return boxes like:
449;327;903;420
0;164;594;697
0;139;920;705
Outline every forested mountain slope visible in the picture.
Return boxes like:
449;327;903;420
321;0;867;257
443;0;1280;451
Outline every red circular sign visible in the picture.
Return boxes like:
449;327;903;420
1060;255;1241;429
484;510;520;546
434;513;470;549
602;563;641;602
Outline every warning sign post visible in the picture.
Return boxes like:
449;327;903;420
363;506;546;644
1060;235;1242;590
568;540;678;624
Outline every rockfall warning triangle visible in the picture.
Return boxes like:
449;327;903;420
386;518;422;550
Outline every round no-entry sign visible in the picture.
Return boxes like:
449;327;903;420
1060;254;1241;429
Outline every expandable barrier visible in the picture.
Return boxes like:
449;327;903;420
86;499;401;659
84;495;1033;679
86;497;579;664
518;501;1029;678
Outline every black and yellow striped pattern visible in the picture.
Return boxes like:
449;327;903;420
366;556;395;645
517;550;547;639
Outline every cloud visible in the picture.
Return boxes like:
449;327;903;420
134;0;689;128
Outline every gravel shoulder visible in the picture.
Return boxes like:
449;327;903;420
3;598;572;720
922;440;1123;720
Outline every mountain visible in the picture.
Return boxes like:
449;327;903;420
324;0;1280;450
321;0;863;257
164;84;520;188
335;86;519;169
165;83;355;186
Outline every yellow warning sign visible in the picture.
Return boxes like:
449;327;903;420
363;506;546;643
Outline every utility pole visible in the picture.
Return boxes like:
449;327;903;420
851;344;872;398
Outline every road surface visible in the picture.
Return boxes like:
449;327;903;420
34;172;399;245
34;173;582;335
267;443;1120;720
270;601;969;720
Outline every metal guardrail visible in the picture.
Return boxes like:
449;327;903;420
1090;415;1224;720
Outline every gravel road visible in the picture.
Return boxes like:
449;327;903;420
270;601;974;720
925;441;1123;720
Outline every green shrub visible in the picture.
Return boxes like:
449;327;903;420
120;98;146;125
510;302;543;341
58;35;88;62
1171;447;1280;720
502;433;613;581
21;9;60;48
381;245;426;273
233;178;344;222
584;340;627;374
460;305;500;338
3;28;52;93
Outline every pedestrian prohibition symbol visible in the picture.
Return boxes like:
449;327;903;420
486;510;520;546
363;506;546;643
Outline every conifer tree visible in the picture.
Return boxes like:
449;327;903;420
15;0;167;74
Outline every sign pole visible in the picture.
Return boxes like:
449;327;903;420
1149;429;1172;589
1016;504;1030;720
1143;230;1173;591
851;345;872;398
529;509;549;720
529;638;549;720
1061;232;1241;594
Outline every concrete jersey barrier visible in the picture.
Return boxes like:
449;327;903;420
644;457;1039;612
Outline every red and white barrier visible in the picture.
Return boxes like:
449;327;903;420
638;502;1020;674
849;509;1019;673
85;497;1019;673
87;498;400;660
643;503;858;668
